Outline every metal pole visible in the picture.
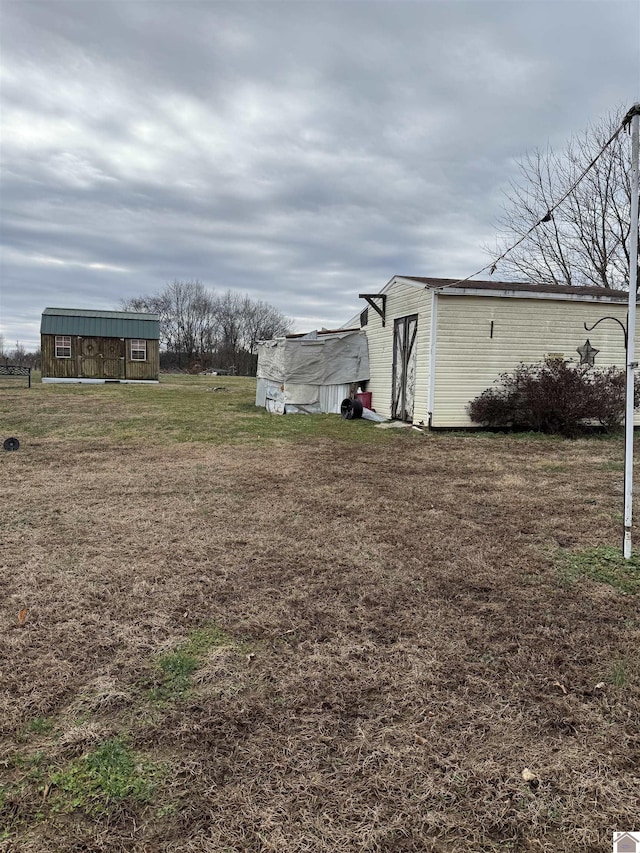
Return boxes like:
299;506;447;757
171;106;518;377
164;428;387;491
623;106;640;559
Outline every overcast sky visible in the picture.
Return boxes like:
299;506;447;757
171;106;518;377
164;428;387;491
1;0;639;349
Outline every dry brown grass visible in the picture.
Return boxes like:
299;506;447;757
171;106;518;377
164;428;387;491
1;384;639;851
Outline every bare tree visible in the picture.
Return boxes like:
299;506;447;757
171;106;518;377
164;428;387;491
10;341;26;365
214;290;244;357
241;297;292;354
122;280;217;366
122;282;291;373
490;109;634;289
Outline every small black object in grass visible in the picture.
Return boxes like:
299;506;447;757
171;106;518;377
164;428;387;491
3;437;20;451
340;398;363;420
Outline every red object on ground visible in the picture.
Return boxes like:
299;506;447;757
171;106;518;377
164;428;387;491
357;392;373;410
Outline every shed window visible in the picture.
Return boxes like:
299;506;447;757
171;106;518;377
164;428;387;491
130;339;147;361
55;336;72;358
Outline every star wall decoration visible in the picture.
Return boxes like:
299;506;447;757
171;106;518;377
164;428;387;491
577;339;599;366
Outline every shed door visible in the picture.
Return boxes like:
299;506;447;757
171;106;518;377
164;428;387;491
79;338;123;379
80;337;101;378
102;338;124;379
391;315;418;421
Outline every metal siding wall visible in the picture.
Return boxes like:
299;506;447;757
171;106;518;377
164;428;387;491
41;312;159;340
432;295;636;427
255;378;268;407
318;383;353;414
255;380;351;413
363;282;431;422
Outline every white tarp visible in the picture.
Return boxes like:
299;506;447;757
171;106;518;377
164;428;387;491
255;329;370;415
256;329;369;386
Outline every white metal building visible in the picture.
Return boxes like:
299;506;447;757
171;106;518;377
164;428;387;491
359;276;636;427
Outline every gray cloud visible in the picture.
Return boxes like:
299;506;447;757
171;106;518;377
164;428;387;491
1;0;639;348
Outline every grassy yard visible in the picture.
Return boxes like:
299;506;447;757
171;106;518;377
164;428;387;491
1;375;639;852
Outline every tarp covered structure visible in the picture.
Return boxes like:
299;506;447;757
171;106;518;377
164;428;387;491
255;329;370;414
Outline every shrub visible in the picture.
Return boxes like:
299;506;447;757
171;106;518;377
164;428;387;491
467;358;640;437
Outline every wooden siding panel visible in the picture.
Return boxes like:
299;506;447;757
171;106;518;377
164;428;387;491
125;339;159;380
42;335;159;381
41;334;79;379
363;282;431;422
101;337;125;379
432;296;636;427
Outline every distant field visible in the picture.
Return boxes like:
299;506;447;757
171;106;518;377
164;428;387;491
1;376;639;852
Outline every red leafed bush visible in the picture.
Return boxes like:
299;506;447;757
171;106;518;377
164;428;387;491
467;358;640;437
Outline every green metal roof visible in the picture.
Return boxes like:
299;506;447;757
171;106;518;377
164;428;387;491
40;308;160;340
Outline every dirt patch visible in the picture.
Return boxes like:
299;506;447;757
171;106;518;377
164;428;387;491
1;433;638;852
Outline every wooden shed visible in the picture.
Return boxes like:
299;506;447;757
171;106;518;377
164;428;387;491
40;308;160;383
359;276;637;427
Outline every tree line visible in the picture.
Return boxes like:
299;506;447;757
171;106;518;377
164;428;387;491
0;338;41;368
122;280;292;374
2;283;291;375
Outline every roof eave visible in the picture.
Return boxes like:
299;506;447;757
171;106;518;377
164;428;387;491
435;286;632;304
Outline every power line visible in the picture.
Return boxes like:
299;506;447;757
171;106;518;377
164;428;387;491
433;106;636;292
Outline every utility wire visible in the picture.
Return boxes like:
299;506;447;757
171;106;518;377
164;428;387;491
433;107;636;292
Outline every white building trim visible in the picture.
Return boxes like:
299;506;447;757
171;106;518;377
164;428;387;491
427;290;438;427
